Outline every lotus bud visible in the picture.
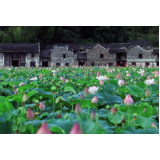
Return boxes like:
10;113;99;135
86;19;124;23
117;72;121;78
9;74;11;78
36;122;51;134
124;94;134;106
151;122;158;129
97;71;100;76
143;107;147;113
145;89;150;97
99;80;104;85
19;82;24;86
111;107;116;115
69;123;83;134
39;102;45;110
13;84;16;88
84;86;89;97
147;75;150;80
22;93;28;101
14;88;18;95
75;103;82;115
126;73;131;77
79;94;83;100
155;71;159;77
118;79;124;87
26;108;34;120
90;110;96;122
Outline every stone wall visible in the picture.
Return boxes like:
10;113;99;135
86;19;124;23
25;53;40;67
0;53;4;67
87;44;116;66
126;45;157;67
50;46;77;67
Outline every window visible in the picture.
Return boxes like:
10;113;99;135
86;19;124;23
56;63;60;67
139;54;143;58
65;63;69;66
108;63;113;66
31;54;34;57
63;54;66;58
100;54;104;58
157;62;159;66
91;63;95;66
132;62;136;66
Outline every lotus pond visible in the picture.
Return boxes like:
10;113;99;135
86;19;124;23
0;65;159;134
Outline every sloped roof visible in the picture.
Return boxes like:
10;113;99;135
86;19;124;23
0;43;39;52
40;50;50;58
127;40;151;46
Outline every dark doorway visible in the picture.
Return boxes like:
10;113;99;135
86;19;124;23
12;60;19;67
42;61;48;67
30;62;35;67
117;61;124;67
78;60;84;66
157;62;159;66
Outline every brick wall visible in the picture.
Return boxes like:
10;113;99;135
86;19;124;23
0;53;4;67
50;46;77;67
25;53;40;67
87;44;116;66
126;45;157;67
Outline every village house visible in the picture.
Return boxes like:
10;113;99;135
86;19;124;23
0;41;159;67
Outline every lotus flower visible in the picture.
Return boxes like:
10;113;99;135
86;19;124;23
26;108;34;120
141;71;144;76
65;79;69;83
145;89;150;97
13;85;16;88
96;75;109;81
97;71;100;76
84;87;90;97
124;94;134;106
117;72;121;78
88;86;99;94
14;88;18;95
151;122;158;129
39;102;45;110
155;71;159;77
39;74;42;79
144;79;156;85
79;94;83;100
118;79;125;87
99;80;104;85
53;72;56;76
22;94;28;101
30;77;37;81
69;123;83;134
111;107;116;115
60;77;65;82
126;73;131;77
75;103;82;115
36;122;52;134
147;75;150;80
90;110;96;122
19;82;24;86
91;96;98;103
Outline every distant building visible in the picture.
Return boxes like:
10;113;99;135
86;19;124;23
0;41;159;67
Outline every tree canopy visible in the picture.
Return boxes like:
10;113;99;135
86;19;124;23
0;26;159;49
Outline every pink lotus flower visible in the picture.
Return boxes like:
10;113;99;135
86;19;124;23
19;82;24;86
79;94;83;100
155;71;159;77
151;122;158;129
75;103;82;115
91;96;98;103
111;107;116;115
90;110;96;122
141;72;144;76
126;73;131;77
145;79;156;85
117;72;121;78
13;85;16;88
124;94;134;106
99;80;104;85
60;77;65;82
88;86;99;94
39;102;45;110
84;87;90;97
97;71;100;76
39;74;42;79
9;74;11;78
14;88;18;95
26;108;34;120
22;94;28;101
65;79;69;83
36;122;52;134
53;72;56;76
69;123;83;134
145;89;150;97
118;79;125;87
147;75;150;80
